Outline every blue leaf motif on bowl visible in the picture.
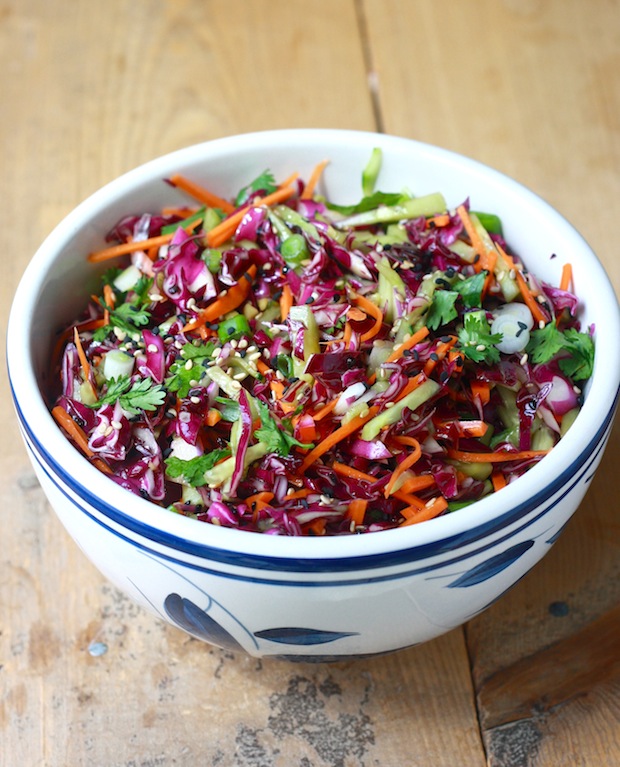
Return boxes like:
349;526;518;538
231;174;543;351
254;627;359;646
446;540;535;588
164;593;244;651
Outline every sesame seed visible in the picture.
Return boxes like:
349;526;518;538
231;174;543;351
509;269;516;279
230;380;242;391
103;425;113;437
230;339;238;349
519;353;528;366
184;360;193;370
573;385;581;394
319;494;332;505
538;320;546;329
238;338;248;350
233;372;246;381
189;379;199;387
476;344;486;352
384;401;395;409
147;343;158;353
174;340;184;350
111;420;123;430
263;262;273;271
226;367;233;376
248;352;261;361
246;345;257;354
536;294;546;303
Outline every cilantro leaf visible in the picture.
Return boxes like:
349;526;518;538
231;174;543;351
558;328;595;381
165;341;216;398
457;271;487;309
235;170;277;206
96;376;166;415
426;290;459;330
214;396;241;422
525;322;565;364
254;400;313;457
165;449;231;487
457;311;502;364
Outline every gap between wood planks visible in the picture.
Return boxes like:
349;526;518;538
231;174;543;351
354;0;385;134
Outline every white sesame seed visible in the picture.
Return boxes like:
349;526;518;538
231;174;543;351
319;494;331;505
275;370;285;381
238;338;248;350
184;360;193;370
190;396;200;404
111;420;123;430
536;294;546;303
509;269;516;280
230;380;242;390
233;372;246;381
189;379;199;387
263;262;273;271
384;401;395;409
248;352;261;361
174;340;184;349
519;353;528;366
538;320;546;329
103;425;113;437
226;367;233;376
573;385;581;394
476;344;486;352
147;343;158;353
230;339;238;348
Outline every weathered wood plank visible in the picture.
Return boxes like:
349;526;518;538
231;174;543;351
1;1;488;765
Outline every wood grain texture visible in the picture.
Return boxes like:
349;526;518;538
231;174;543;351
0;2;484;766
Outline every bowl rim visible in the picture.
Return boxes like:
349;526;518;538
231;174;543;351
8;128;620;563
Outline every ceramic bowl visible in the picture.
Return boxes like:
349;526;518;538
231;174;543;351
8;130;620;660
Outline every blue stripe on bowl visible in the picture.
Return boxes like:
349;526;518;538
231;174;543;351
10;373;618;574
22;425;609;586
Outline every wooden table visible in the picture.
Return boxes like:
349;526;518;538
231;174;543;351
2;2;619;765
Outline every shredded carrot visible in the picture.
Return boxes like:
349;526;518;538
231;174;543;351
393;490;426;509
491;472;507;492
182;264;257;332
312;397;339;421
72;327;96;402
88;216;203;263
332;462;375;483
436;419;488;438
342;321;353;348
299;407;379;473
285;488;312;500
400;496;448;526
427;213;451;228
423;335;458;376
384;438;422;498
307;517;327;536
394;374;423;403
399;474;436;494
352;293;384;342
280;283;294;320
256;358;271;376
514;269;547;326
301;160;329;200
560;262;573;293
243;491;275;509
206;185;296;248
471;380;491;407
299;409;378;473
457;204;494;271
206;409;222;427
346;498;368;527
391;435;420;447
278;171;300;189
51;406;112;474
385;326;430;365
447;448;550;463
168;173;235;214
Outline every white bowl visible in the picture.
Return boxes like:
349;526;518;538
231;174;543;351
8;129;620;660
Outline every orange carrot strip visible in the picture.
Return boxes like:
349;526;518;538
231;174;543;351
312;397;339;421
423;336;458;376
399;474;436;494
307;518;327;536
491;472;507;492
457;204;494;271
278;171;300;189
285;488;312;500
367;326;430;385
384;438;422;498
88;217;203;263
206;409;222;427
560;262;573;292
73;328;93;388
471;380;491;407
206;185;296;248
342;322;353;348
393;490;427;509
280;283;294;321
514;269;547;325
394;374;424;403
427;213;451;228
332;462;375;483
352;293;384;343
299;408;379;473
182;264;257;332
51;407;112;474
168;173;235;214
243;491;275;507
256;358;271;376
346;498;368;526
400;496;448;526
391;435;420;447
301;160;329;199
447;448;549;463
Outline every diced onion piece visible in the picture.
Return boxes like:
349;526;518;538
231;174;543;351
102;349;135;380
